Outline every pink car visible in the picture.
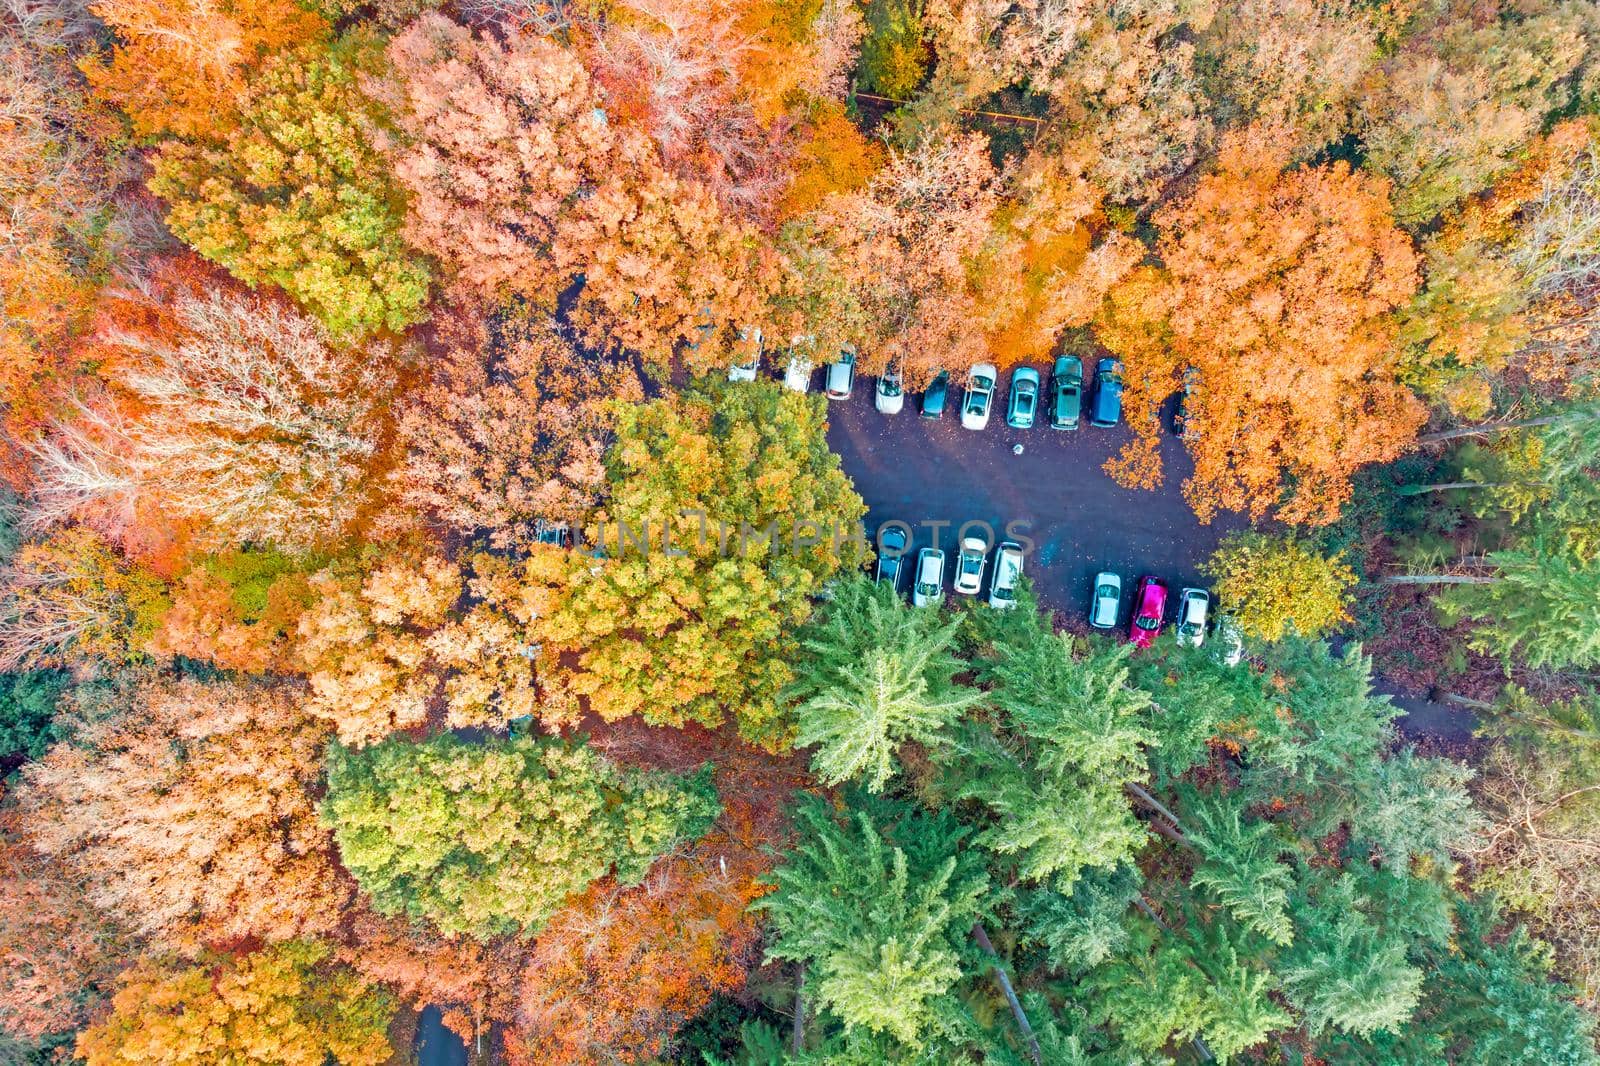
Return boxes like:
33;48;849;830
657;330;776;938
1127;576;1168;650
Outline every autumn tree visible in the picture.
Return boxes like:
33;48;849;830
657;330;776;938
147;546;321;672
390;304;642;550
321;733;720;938
380;13;769;371
1360;1;1591;226
754;794;991;1049
0;2;144;487
0;526;166;672
506;837;767;1065
786;575;977;791
1203;531;1356;642
29;269;403;550
75;941;395;1066
1095;124;1424;523
509;381;866;746
149;41;431;338
0;809;133;1045
292;548;459;746
82;0;327;138
19;678;352;951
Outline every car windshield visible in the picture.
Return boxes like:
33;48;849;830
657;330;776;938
965;394;986;414
993;586;1014;601
1017;392;1035;414
961;555;982;572
1136;615;1160;631
1096;583;1116;599
917;582;938;595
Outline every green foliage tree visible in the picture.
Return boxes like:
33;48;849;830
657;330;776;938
74;940;394;1066
1017;866;1140;973
149;41;431;338
321;733;720;938
1442;540;1600;670
753;794;990;1049
948;611;1151;892
1203;531;1356;642
0;669;66;763
858;0;927;99
1280;876;1424;1039
787;575;978;791
1184;791;1295;947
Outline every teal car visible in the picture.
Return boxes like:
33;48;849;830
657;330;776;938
1006;366;1040;429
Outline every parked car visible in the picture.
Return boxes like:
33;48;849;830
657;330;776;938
1050;355;1083;430
875;363;905;414
953;536;988;594
921;371;949;418
912;548;945;607
1127;575;1168;649
1090;357;1123;428
962;363;997;430
824;346;856;400
783;355;813;393
988;541;1024;609
1214;616;1245;667
726;327;762;382
1089;571;1122;629
875;526;910;589
1175;587;1210;647
1006;366;1040;429
1172;367;1198;438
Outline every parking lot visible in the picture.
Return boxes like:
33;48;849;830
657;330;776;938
822;371;1246;629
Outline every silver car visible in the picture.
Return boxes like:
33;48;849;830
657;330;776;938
726;327;762;382
824;346;856;400
987;542;1024;609
961;363;997;430
875;363;904;414
1089;571;1122;629
1175;588;1210;647
912;548;945;607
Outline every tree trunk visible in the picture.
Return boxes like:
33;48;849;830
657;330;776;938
1395;481;1511;496
1429;689;1498;712
1418;411;1590;444
972;925;1042;1066
1124;782;1187;836
1378;573;1500;585
791;964;805;1054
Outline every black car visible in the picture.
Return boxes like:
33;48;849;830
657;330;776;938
1090;357;1123;428
921;371;949;419
1050;355;1083;430
875;526;910;588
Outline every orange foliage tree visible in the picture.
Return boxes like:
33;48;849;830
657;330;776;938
505;837;768;1065
1095;124;1424;524
82;0;327;138
17;678;353;953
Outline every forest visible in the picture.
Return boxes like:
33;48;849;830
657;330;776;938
0;0;1598;1061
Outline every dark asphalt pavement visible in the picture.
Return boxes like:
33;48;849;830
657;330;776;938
823;375;1246;626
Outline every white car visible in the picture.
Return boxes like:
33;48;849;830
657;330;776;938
726;327;762;382
875;364;904;414
1089;571;1122;629
962;362;997;430
824;346;857;400
987;541;1024;609
1175;587;1210;647
953;536;988;595
783;356;813;392
912;548;945;607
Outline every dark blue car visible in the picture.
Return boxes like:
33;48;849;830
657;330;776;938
1090;357;1123;428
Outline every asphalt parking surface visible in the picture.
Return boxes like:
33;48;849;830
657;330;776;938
823;372;1247;628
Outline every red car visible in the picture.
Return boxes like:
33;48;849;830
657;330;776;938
1127;576;1168;649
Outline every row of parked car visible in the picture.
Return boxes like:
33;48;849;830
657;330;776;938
730;336;1126;431
873;527;1026;609
1090;572;1242;663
